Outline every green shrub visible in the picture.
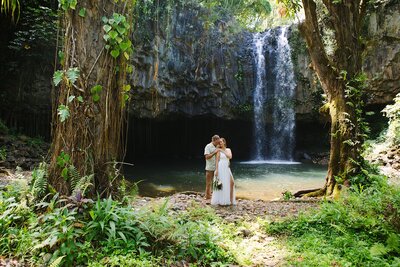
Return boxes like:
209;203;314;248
0;184;235;266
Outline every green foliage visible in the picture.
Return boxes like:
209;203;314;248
382;93;400;145
53;67;80;86
102;13;133;60
78;7;86;17
277;0;302;18
0;0;20;21
8;5;57;54
59;0;77;11
56;151;70;180
90;85;103;102
30;162;48;200
57;105;70;123
0;184;236;266
266;173;400;266
282;190;294;200
200;0;272;30
0;146;7;161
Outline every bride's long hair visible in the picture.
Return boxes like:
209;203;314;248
220;138;227;148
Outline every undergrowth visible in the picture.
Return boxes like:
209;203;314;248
0;183;235;266
266;173;400;267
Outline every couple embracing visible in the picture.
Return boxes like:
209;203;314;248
204;135;236;206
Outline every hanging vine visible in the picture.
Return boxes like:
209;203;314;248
49;0;135;196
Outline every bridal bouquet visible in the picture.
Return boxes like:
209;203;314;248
213;175;222;191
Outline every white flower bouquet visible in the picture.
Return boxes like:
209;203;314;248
212;175;222;191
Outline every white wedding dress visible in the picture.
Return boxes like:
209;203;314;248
211;151;236;205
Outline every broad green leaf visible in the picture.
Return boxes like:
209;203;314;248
123;22;130;29
78;8;86;17
92;94;100;102
61;167;68;180
108;30;118;39
116;26;126;35
110;49;120;59
113;13;122;23
109;221;116;238
90;85;102;94
123;94;129;101
103;25;112;33
68;95;75;103
66;67;80;84
119;40;131;51
77;96;83;103
118;231;127;243
63;153;70;162
116;37;123;44
69;0;77;10
105;44;110;50
53;70;64;86
103;34;110;42
101;16;108;24
123;85;131;92
57;104;70;122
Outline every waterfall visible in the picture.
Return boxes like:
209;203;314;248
252;27;296;161
252;32;269;160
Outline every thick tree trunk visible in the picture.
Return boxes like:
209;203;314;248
296;0;365;198
49;1;130;195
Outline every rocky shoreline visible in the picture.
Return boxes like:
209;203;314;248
132;192;320;223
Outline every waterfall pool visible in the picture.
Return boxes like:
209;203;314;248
124;160;327;200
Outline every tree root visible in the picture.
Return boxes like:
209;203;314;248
293;187;327;198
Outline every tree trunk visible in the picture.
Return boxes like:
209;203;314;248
49;1;130;196
295;0;365;198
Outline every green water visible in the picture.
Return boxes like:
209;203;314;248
124;160;327;200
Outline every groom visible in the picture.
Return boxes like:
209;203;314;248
204;135;220;200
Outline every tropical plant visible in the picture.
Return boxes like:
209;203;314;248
30;162;48;201
0;0;20;21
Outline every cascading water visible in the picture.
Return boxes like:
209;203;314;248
252;27;296;161
252;32;269;160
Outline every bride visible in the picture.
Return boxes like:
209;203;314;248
211;138;236;206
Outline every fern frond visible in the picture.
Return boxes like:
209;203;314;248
31;162;48;200
68;165;80;192
49;256;65;267
72;174;93;197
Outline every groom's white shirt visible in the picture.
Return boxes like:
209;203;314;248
204;143;216;171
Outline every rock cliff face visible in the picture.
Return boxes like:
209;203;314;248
129;1;400;120
363;0;400;104
129;5;254;119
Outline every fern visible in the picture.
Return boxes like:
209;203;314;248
72;174;93;197
68;165;80;192
30;162;48;200
49;256;65;267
